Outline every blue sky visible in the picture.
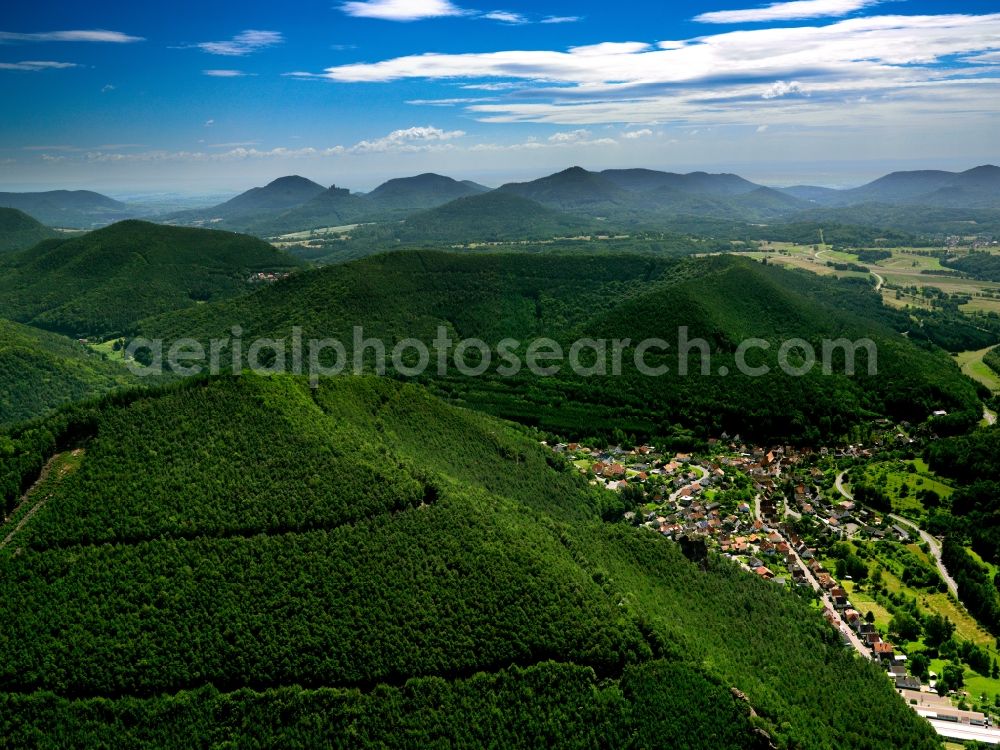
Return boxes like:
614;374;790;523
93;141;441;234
1;0;999;193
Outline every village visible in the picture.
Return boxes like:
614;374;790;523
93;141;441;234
548;427;1000;746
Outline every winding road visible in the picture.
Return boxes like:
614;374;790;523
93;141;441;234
834;471;959;599
870;270;885;292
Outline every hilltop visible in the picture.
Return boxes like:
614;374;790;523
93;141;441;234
600;168;761;196
0;220;302;339
397;191;593;242
0;208;58;253
0;374;938;749
366;172;487;212
136;252;980;443
498;166;630;210
207;175;327;216
0;318;134;425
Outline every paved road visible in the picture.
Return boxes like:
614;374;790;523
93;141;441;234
834;471;959;600
753;483;870;655
835;471;853;502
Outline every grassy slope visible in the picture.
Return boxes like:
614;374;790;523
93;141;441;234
0;374;938;749
0;220;303;339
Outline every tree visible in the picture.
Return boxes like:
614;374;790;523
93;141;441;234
865;611;876;624
924;615;956;650
909;653;929;681
939;664;965;694
889;612;921;642
837;554;868;582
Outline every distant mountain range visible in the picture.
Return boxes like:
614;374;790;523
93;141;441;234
782;165;1000;209
164;173;490;234
0;190;137;229
2;164;998;239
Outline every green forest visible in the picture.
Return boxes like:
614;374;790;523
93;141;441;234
134;251;981;444
0;221;302;339
0;374;939;749
0;207;58;254
0;318;134;426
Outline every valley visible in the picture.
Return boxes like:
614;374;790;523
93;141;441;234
2;164;1000;749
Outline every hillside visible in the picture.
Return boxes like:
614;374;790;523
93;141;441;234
397;192;592;242
0;318;133;425
0;220;303;339
0;374;939;749
0;190;135;229
211;175;327;215
366;172;487;213
0;207;58;253
161;175;328;228
240;184;371;235
135;252;980;443
601;169;761;196
498;166;630;210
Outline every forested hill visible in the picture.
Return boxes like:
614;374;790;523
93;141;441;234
396;191;594;242
136;252;980;443
0;374;939;749
0;220;303;339
0;208;58;253
0;318;134;425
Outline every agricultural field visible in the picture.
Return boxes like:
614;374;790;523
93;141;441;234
853;459;954;518
955;347;1000;393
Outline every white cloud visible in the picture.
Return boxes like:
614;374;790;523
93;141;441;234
459;82;524;91
756;124;769;132
340;0;467;21
549;129;592;143
204;119;215;127
197;30;283;56
471;135;618;152
310;12;1000;129
694;0;881;24
351;125;465;152
762;80;805;99
53;126;469;165
541;16;581;24
484;11;527;24
0;60;78;71
101;83;115;92
203;69;252;77
406;97;491;105
623;128;654;139
0;30;143;43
